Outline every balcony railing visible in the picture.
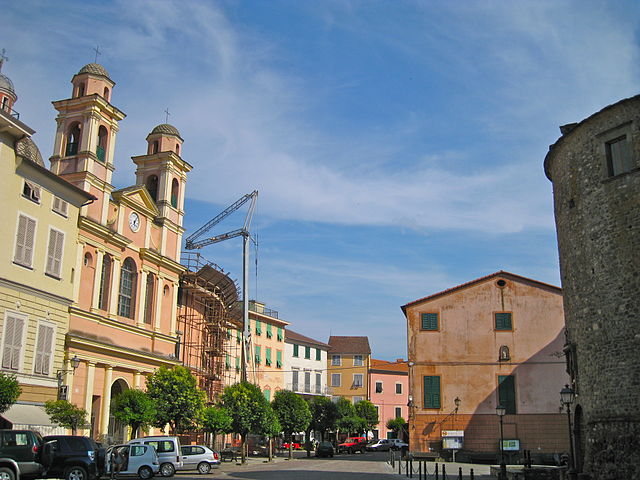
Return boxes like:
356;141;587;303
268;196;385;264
65;142;78;156
249;300;279;319
96;145;105;162
286;383;331;396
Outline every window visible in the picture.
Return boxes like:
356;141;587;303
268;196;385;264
395;407;402;418
45;228;65;278
499;345;510;361
144;273;155;324
304;371;311;393
421;313;439;330
265;347;272;366
498;375;516;414
2;313;25;371
98;255;112;310
423;376;441;409
264;389;270;402
315;372;321;394
277;327;283;341
606;135;634;176
33;322;54;375
255;320;262;336
255;345;261;365
396;383;402;394
146;175;158;202
293;344;299;357
331;355;341;366
22;181;41;203
66;123;81;156
52;196;68;217
96;126;108;162
103;87;110;101
353;355;363;366
375;381;383;393
292;370;299;391
353;396;363;404
237;330;242;344
266;323;273;338
276;350;283;368
495;312;513;331
315;348;321;361
171;179;179;208
226;328;232;340
118;258;137;318
151;140;159;154
225;354;231;370
235;356;240;371
353;373;363;388
14;214;36;268
331;373;341;387
304;346;311;359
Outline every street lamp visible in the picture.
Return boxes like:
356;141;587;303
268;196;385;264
560;384;577;480
454;396;461;412
56;355;81;386
496;404;507;480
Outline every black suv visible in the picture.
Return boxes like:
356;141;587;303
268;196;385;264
41;436;105;480
0;429;44;480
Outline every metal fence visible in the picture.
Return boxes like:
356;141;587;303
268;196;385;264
388;450;478;480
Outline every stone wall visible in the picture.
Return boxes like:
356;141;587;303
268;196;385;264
545;94;640;479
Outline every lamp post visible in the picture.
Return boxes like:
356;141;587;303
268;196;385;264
496;404;507;480
560;384;577;480
56;355;81;387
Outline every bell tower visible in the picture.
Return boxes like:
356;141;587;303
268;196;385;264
49;63;126;223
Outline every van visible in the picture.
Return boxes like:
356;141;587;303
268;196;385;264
128;436;182;477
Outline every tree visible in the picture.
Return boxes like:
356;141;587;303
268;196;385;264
258;405;281;462
354;400;379;436
45;400;87;434
111;389;156;438
0;372;21;414
386;417;407;439
307;396;339;441
335;397;364;436
202;406;233;450
221;382;270;464
271;390;311;459
145;366;205;433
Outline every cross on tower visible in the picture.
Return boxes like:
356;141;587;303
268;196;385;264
164;108;170;124
0;49;8;72
93;45;101;63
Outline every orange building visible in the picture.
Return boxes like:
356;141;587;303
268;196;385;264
327;336;371;404
402;271;570;463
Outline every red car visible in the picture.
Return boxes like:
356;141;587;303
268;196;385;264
337;437;368;454
282;442;301;450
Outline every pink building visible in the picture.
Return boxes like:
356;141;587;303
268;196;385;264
369;359;409;440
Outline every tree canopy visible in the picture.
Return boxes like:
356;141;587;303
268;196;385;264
0;372;21;414
271;390;311;439
145;365;205;433
354;399;379;434
386;416;407;438
335;397;365;435
202;406;233;436
45;400;87;434
307;395;339;440
111;389;156;438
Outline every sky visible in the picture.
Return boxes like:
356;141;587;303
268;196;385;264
3;0;640;360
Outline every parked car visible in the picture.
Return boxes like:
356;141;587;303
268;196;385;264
105;445;159;479
41;435;105;480
281;442;301;450
388;439;409;450
337;437;367;454
0;429;44;480
366;439;393;452
128;437;181;477
178;446;219;474
315;442;334;458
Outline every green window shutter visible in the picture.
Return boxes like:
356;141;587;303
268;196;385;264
423;376;441;408
315;348;321;361
305;346;311;359
277;327;283;341
264;389;271;402
225;354;231;369
235;356;240;371
256;320;262;335
267;323;273;338
293;344;299;357
226;328;232;340
255;345;261;364
498;375;516;414
237;330;241;344
421;313;439;330
276;350;283;368
495;312;513;330
266;347;272;366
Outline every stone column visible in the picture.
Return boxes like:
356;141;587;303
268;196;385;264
83;362;95;436
72;243;85;304
133;371;142;389
109;258;121;316
91;250;104;309
136;270;148;327
170;282;178;335
99;366;113;436
154;277;163;332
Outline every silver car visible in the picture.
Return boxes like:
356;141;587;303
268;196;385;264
178;445;220;474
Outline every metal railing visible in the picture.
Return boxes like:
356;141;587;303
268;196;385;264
388;451;477;480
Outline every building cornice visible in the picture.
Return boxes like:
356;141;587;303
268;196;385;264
78;216;132;249
139;248;185;275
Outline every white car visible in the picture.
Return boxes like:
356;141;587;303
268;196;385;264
178;445;220;474
106;444;160;479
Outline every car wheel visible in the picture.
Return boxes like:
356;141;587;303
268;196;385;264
65;466;88;480
197;462;211;474
138;466;154;480
160;463;175;477
0;467;15;480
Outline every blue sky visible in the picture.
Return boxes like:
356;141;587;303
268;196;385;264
4;1;640;360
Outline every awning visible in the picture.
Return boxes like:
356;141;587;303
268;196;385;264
1;403;56;427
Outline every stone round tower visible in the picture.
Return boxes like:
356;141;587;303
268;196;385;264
544;94;640;479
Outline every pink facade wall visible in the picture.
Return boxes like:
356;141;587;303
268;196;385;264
369;370;408;439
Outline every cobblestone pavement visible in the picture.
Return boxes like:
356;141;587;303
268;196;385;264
174;451;494;480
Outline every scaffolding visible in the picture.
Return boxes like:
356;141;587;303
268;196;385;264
178;252;243;402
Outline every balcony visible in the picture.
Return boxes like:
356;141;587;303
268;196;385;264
286;383;331;396
249;300;279;319
96;145;105;162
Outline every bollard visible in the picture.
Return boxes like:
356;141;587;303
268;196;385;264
470;468;474;480
405;458;409;478
459;466;463;480
419;459;422;480
435;463;439;480
399;456;402;475
442;463;446;478
410;458;413;478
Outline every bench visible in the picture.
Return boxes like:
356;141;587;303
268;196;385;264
220;448;240;462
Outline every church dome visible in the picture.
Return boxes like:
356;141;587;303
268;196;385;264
0;73;15;95
77;63;110;79
14;137;44;167
151;123;181;138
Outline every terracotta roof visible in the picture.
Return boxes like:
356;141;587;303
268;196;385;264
77;63;110;79
370;358;409;374
401;270;561;314
328;336;371;354
285;330;330;349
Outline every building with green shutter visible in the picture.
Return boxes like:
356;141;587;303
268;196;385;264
285;329;330;398
401;271;570;463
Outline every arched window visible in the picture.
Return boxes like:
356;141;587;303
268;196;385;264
144;273;155;325
152;140;159;154
146;175;158;202
171;178;179;208
77;83;85;98
499;345;510;362
118;258;137;319
1;96;8;112
98;255;112;310
66;123;81;156
175;143;180;155
103;87;110;101
83;252;93;267
96;126;108;162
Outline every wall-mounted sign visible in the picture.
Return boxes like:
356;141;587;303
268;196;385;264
441;430;464;437
442;430;464;450
57;385;68;400
501;439;520;451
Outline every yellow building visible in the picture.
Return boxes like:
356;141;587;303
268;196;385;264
327;336;371;403
0;64;94;433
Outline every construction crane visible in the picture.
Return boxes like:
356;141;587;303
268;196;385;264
184;190;258;383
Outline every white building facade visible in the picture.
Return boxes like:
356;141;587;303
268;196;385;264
284;330;330;397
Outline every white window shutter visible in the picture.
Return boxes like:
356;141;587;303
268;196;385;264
14;215;27;264
34;324;45;374
2;316;16;368
24;217;36;266
3;315;25;370
46;230;64;277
